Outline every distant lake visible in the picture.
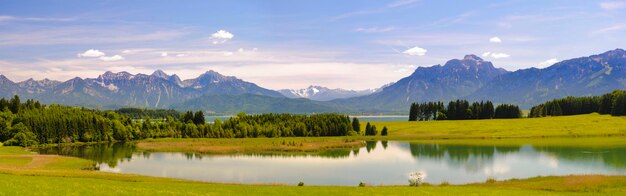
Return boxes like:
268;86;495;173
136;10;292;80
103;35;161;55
352;116;408;122
38;141;626;186
207;116;408;122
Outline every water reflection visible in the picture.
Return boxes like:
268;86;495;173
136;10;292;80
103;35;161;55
38;140;626;186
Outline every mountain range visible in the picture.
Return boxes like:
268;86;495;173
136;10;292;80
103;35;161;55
277;84;392;101
1;48;625;113
0;70;283;109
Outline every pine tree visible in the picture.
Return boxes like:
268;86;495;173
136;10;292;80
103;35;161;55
409;103;418;121
365;122;371;135
8;95;20;114
381;126;388;136
352;117;361;133
193;111;205;125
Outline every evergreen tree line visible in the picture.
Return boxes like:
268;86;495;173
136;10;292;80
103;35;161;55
0;96;386;147
115;108;181;119
409;100;519;121
529;90;626;117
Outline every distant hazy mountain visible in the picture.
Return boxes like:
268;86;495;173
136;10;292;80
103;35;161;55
468;48;626;107
0;70;284;108
2;49;625;113
332;55;509;112
278;84;392;101
171;93;348;114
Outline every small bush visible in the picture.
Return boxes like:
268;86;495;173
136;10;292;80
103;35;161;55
485;177;497;183
408;171;425;186
439;181;449;186
358;182;367;187
298;182;304;186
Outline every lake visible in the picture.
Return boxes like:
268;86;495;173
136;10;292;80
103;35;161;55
207;116;409;123
350;116;408;122
38;141;626;186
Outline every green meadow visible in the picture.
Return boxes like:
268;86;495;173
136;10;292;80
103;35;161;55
2;114;626;195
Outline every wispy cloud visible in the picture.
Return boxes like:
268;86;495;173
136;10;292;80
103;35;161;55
497;14;570;28
354;26;395;33
0;15;76;23
429;11;476;28
593;23;626;34
0;27;189;46
387;0;420;8
600;1;626;11
332;0;421;21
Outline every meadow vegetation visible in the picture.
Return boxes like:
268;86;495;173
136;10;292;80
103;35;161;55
2;146;626;195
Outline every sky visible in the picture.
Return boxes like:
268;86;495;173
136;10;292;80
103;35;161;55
0;0;625;90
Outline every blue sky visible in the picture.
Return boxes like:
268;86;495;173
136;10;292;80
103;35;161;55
0;0;625;90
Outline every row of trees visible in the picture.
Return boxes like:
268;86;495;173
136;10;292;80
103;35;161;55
530;90;626;117
409;100;520;121
115;108;181;119
0;95;388;147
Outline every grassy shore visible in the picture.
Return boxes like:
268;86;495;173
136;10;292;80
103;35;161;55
133;114;626;154
368;113;626;139
1;146;626;195
137;137;364;154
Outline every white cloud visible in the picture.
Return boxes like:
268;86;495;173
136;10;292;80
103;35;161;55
490;53;510;59
354;27;395;33
176;54;187;57
211;30;234;44
223;52;234;56
99;55;124;61
161;52;168;57
600;1;626;11
77;49;106;57
538;58;558;68
482;52;491;57
489;36;502;43
122;50;132;54
402;46;427;56
238;48;244;53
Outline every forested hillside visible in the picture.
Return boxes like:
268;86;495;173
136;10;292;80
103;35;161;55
530;90;626;117
0;96;360;147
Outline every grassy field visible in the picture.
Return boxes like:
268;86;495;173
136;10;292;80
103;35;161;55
1;146;626;195
132;114;626;154
368;113;626;139
3;114;626;195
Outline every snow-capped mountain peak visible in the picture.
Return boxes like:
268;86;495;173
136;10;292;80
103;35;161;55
278;85;382;101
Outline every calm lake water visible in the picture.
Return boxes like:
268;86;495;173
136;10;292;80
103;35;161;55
38;141;626;186
207;116;409;123
351;116;408;122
